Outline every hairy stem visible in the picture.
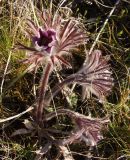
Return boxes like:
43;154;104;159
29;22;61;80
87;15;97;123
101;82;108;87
44;109;77;121
36;62;53;123
44;108;109;123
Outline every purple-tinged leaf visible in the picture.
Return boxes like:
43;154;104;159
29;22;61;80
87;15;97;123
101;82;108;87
23;119;35;130
11;128;31;137
26;19;39;36
14;42;37;52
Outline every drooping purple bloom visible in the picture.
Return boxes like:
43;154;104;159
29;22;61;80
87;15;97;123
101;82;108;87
45;109;109;146
75;50;113;101
73;114;109;146
44;50;113;104
66;111;109;146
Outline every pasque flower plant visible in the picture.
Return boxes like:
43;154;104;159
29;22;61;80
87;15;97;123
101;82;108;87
16;9;88;122
16;10;87;70
14;7;114;159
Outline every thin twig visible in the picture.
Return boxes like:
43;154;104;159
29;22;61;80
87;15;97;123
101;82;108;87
58;0;67;8
29;0;39;26
0;51;12;96
0;106;33;123
85;0;121;58
59;145;74;160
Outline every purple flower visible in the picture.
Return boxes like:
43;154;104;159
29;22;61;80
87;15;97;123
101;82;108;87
33;29;56;53
74;115;109;146
45;109;109;146
15;10;87;71
65;110;109;146
67;50;113;101
14;9;88;122
79;50;113;101
45;50;113;103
